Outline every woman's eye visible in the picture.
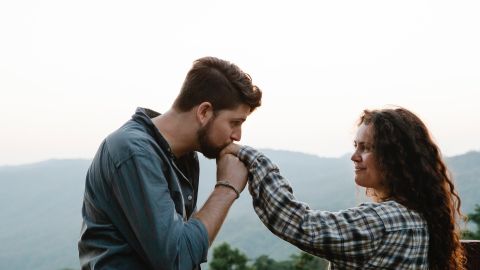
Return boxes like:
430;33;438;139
364;145;374;152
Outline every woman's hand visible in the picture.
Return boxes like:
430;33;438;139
219;143;241;157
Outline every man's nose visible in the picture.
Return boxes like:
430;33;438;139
231;128;241;142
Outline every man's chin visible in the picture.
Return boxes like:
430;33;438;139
200;151;218;160
200;146;230;160
199;147;223;160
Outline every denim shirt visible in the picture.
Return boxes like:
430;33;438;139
78;108;209;270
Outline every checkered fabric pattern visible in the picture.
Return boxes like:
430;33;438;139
238;146;429;269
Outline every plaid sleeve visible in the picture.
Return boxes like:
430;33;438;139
238;146;386;267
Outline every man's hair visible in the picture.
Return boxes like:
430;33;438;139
173;56;262;112
359;107;465;270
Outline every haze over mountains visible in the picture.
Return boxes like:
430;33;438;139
1;150;479;270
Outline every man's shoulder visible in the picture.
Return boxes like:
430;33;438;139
105;120;160;165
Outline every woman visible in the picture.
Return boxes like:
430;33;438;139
222;107;465;269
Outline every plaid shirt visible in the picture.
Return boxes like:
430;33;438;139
238;146;429;269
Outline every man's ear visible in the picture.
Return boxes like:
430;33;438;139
196;102;214;125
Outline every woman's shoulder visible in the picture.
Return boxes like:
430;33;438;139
359;200;427;232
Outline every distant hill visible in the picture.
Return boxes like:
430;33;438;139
445;151;480;212
0;151;478;270
0;159;91;270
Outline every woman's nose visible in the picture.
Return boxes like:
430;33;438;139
351;151;361;162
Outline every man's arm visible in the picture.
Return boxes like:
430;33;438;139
113;154;209;269
113;152;246;269
194;154;248;245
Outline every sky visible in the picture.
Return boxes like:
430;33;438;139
1;1;479;165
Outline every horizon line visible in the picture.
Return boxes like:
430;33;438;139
1;148;479;168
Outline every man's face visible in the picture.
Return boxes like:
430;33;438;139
197;104;250;159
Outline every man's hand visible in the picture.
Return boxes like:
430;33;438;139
216;154;247;194
219;143;241;157
195;153;248;246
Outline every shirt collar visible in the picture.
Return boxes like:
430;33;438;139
132;107;176;160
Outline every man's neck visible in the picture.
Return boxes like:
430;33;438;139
152;109;198;158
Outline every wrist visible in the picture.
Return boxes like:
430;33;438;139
238;145;257;167
215;180;240;199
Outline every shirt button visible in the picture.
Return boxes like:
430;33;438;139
187;195;193;201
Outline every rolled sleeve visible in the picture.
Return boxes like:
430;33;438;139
238;145;262;167
179;218;209;268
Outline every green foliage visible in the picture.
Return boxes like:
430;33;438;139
210;243;249;270
290;252;329;270
251;254;293;270
462;204;480;240
251;255;277;270
209;243;329;270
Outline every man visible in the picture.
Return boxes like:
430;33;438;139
78;56;262;270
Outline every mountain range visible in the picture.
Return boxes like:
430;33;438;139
0;150;478;270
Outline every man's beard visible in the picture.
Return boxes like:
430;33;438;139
197;118;228;159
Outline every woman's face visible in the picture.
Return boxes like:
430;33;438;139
351;123;386;195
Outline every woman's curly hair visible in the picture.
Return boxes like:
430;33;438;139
359;107;465;270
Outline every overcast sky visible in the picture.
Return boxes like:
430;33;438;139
1;1;479;165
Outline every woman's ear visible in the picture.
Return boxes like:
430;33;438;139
196;102;214;125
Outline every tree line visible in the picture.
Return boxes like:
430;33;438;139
209;242;329;270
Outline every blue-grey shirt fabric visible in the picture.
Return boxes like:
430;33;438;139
78;108;209;270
